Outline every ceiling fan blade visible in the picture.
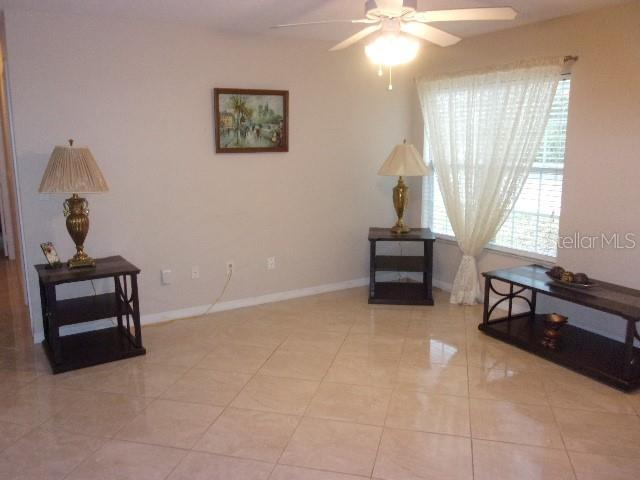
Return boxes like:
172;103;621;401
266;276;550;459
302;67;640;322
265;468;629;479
413;7;518;23
329;24;382;51
401;22;461;47
271;19;374;29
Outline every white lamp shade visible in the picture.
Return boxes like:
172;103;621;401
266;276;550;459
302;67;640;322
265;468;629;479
378;142;431;177
39;144;109;194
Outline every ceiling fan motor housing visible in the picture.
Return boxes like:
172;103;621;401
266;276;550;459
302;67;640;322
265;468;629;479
365;0;418;19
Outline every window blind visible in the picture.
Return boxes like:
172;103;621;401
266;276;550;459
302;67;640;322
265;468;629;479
423;78;571;259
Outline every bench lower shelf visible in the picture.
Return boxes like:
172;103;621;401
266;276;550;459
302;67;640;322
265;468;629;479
42;326;146;374
479;314;640;391
369;282;434;306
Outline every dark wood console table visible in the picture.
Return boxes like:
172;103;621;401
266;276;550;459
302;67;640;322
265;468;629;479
369;227;435;305
480;264;640;391
36;255;145;373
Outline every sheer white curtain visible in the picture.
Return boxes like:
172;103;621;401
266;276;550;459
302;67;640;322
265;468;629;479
417;58;564;304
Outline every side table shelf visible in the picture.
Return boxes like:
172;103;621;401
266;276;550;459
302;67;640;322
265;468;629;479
36;255;146;374
368;227;435;306
56;293;124;326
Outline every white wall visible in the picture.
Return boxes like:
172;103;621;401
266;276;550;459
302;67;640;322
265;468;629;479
414;1;640;340
10;3;638;344
4;10;418;340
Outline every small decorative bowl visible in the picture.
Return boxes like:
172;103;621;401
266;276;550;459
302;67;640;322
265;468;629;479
546;268;595;288
546;313;569;325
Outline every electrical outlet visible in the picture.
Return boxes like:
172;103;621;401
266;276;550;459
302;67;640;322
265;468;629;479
267;257;276;270
226;261;234;276
161;269;172;285
191;266;200;279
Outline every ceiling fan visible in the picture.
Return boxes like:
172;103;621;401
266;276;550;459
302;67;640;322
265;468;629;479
272;1;518;88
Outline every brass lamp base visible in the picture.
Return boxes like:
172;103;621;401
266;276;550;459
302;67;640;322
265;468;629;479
64;193;96;269
390;176;411;234
68;254;96;269
390;219;410;234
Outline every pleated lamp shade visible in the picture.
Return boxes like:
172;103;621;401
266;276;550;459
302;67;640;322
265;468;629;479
39;143;109;194
378;142;431;177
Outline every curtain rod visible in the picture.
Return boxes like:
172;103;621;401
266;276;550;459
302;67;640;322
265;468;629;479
414;56;579;82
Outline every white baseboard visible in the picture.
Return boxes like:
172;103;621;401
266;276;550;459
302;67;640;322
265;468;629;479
33;275;526;344
141;277;369;326
35;277;633;349
34;276;370;343
433;279;453;292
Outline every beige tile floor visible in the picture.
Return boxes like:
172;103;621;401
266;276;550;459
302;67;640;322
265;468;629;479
1;259;640;479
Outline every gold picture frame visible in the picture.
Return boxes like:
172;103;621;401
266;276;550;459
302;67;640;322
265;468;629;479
214;88;289;153
40;242;62;268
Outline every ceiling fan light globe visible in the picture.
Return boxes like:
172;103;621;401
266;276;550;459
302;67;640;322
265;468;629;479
364;33;420;66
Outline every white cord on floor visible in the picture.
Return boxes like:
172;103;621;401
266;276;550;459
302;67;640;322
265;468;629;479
201;267;233;317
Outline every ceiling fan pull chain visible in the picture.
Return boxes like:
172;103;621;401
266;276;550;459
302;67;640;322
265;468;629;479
378;64;383;77
388;66;393;91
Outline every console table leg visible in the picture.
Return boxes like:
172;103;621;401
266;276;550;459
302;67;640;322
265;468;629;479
39;278;49;341
115;276;123;329
423;240;433;302
507;284;514;320
623;319;637;381
482;277;491;325
369;240;376;300
45;284;61;364
530;291;537;321
130;274;143;348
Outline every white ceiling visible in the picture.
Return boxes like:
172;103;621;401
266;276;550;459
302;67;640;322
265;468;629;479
0;0;629;43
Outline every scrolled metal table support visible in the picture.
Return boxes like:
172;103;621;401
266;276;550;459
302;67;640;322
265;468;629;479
115;273;143;348
482;277;535;325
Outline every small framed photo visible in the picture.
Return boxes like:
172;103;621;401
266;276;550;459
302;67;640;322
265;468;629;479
40;242;62;268
213;88;289;153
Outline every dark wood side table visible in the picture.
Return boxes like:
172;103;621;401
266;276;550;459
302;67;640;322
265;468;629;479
481;264;640;391
35;255;146;373
369;227;435;305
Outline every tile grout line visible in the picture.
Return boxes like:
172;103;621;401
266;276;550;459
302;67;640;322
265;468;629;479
547;399;579;480
271;311;355;475
538;353;580;480
58;355;206;480
177;320;296;480
465;306;477;480
368;307;414;479
6;290;639;479
62;314;289;480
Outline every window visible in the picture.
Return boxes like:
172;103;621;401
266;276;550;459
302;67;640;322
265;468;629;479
423;78;571;259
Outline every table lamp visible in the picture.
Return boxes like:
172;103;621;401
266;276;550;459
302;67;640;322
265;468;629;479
378;140;431;234
38;140;109;268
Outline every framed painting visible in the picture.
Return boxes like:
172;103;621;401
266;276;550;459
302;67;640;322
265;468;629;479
214;88;289;153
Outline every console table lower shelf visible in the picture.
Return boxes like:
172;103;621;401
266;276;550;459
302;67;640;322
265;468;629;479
479;313;640;391
42;327;145;374
369;282;433;305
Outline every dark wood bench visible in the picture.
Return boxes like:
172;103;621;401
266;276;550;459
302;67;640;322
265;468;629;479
480;264;640;391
